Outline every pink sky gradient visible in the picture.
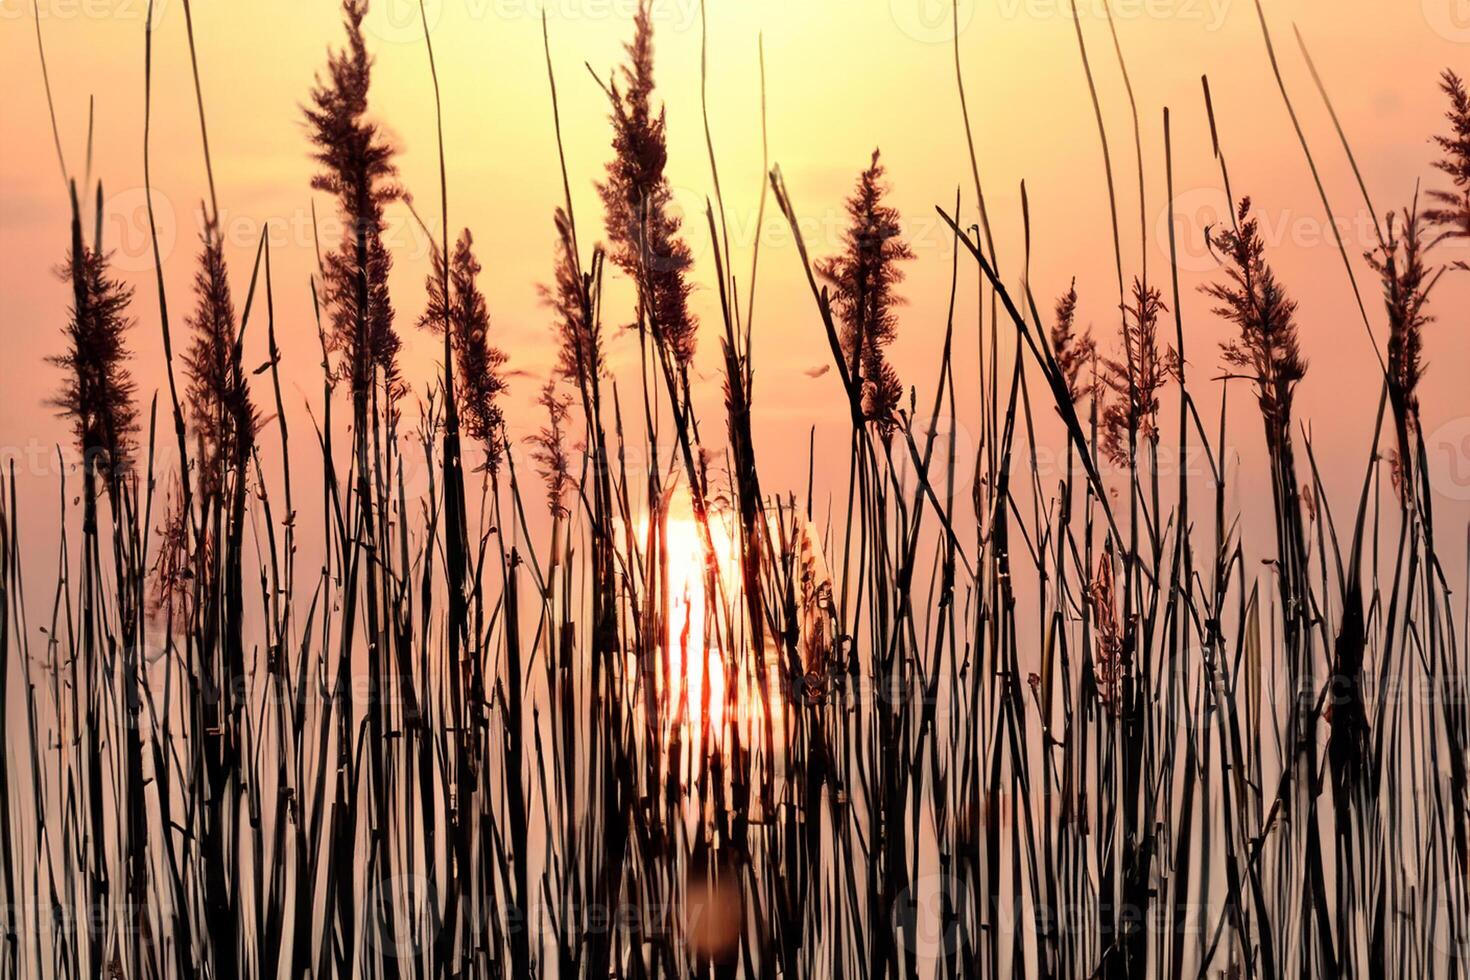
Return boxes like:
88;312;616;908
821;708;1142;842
2;0;1468;584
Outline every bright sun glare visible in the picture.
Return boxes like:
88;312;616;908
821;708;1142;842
662;514;733;740
654;506;796;751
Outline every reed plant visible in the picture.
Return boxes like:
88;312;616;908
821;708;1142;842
2;2;1467;978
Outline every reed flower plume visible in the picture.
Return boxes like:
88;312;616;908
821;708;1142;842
149;484;204;626
304;0;404;403
542;208;603;387
817;148;914;434
183;225;258;500
51;205;138;485
528;381;573;519
1204;198;1307;435
1050;279;1094;405
1366;206;1436;423
597;0;697;369
1425;69;1470;251
1099;278;1169;466
1089;549;1122;712
420;229;509;469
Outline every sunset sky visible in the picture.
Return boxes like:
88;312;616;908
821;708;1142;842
3;0;1468;574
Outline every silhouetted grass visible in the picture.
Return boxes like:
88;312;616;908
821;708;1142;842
2;1;1468;978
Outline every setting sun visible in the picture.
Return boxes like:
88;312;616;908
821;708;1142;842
649;500;792;754
660;511;732;740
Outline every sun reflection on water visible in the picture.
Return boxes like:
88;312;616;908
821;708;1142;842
632;486;836;780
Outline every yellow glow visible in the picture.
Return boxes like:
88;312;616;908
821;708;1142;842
650;504;788;755
662;513;729;740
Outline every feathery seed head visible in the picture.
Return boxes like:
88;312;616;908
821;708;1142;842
421;229;509;470
817;149;914;435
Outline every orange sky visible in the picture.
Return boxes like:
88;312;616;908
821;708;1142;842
2;0;1468;576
